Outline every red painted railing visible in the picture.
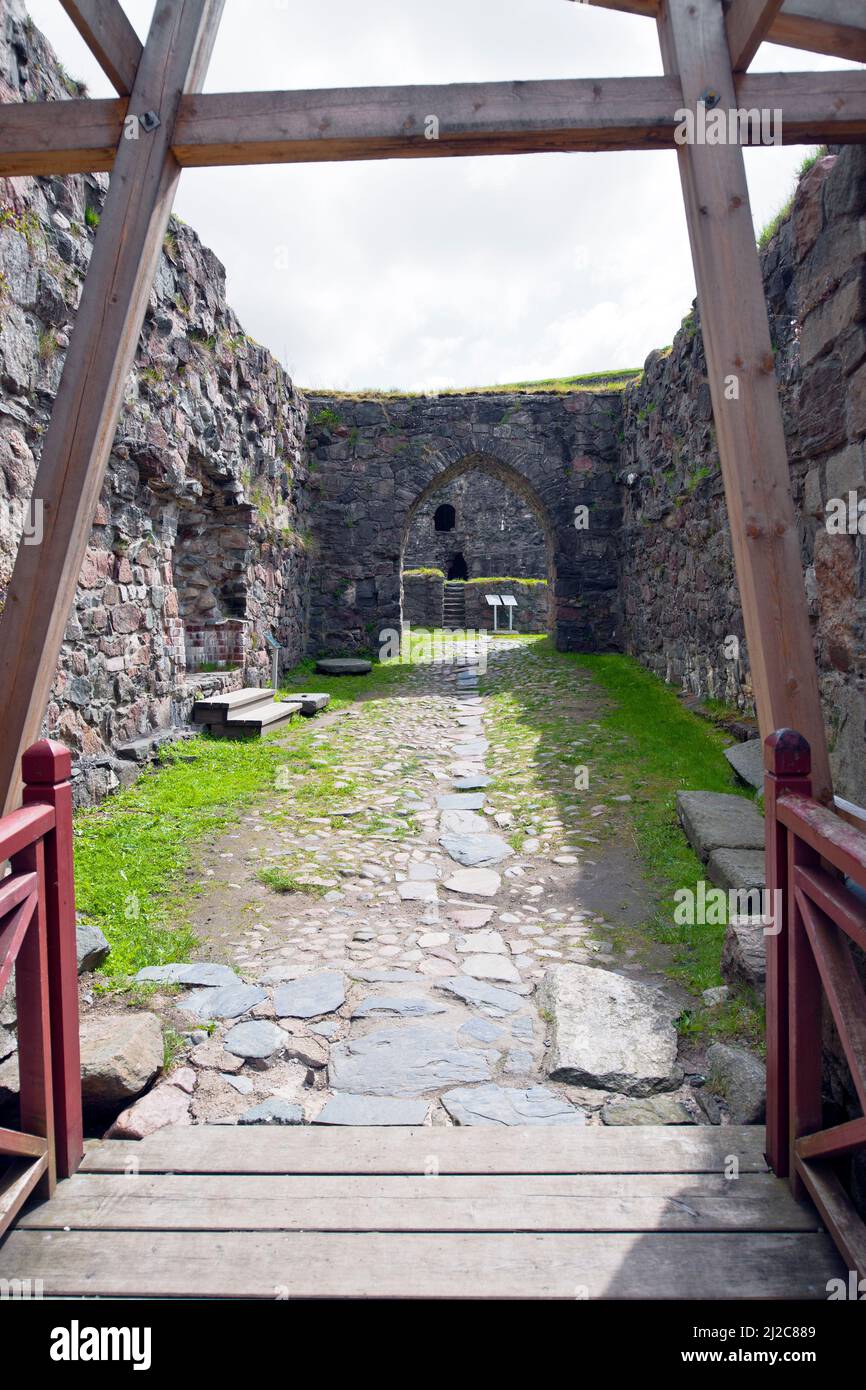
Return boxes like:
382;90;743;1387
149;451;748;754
0;741;82;1238
765;730;866;1279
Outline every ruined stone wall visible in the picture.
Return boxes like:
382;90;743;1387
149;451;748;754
619;146;866;804
462;579;549;634
402;570;444;627
403;467;548;580
0;0;311;803
305;391;622;657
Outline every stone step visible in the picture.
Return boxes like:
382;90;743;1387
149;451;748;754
192;687;276;725
280;692;331;716
224;699;302;729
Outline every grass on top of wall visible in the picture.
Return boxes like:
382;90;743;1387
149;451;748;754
301;368;641;399
74;653;412;978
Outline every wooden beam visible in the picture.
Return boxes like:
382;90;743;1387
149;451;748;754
578;0;866;63
3;68;865;180
58;1;143;97
769;1;866;65
726;0;786;70
0;0;225;816
0;97;126;176
657;0;832;803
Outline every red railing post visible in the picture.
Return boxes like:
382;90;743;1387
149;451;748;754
21;740;83;1179
764;730;812;1178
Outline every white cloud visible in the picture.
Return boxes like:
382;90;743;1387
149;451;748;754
23;0;862;389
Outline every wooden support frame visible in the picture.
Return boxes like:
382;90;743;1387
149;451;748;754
726;1;786;72
58;0;143;96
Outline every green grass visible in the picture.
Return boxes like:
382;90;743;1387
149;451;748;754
302;368;642;398
570;653;763;1043
256;866;328;896
75;653;413;977
757;145;827;251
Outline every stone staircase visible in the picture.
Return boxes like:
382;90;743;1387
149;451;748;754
191;688;330;739
443;581;466;628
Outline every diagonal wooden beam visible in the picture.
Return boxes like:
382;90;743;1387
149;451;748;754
58;0;143;97
0;0;225;816
657;0;832;803
726;0;786;71
576;0;866;63
770;0;866;65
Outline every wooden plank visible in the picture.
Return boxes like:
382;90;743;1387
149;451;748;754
656;0;833;805
796;1157;866;1282
770;0;866;64
778;794;866;887
797;888;866;1112
0;98;125;177
0;1155;49;1242
0;894;36;994
58;1;143;97
797;1116;866;1161
22;742;83;1181
11;838;54;1197
3;70;865;181
727;0;786;71
0;1129;48;1160
18;1171;816;1233
796;864;866;955
80;1123;772;1175
173;76;685;167
0;0;225;817
787;832;823;1200
0;870;37;922
0;805;53;861
0;1228;842;1298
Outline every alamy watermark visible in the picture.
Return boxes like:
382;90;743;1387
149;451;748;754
674;882;783;936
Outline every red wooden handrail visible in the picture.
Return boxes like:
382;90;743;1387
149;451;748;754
0;740;82;1239
765;730;866;1280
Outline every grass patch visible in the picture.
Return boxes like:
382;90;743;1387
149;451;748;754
302;368;641;399
256;866;328;896
75;654;413;978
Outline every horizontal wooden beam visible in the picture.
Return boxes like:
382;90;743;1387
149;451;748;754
58;0;143;97
0;97;127;176
1;68;864;180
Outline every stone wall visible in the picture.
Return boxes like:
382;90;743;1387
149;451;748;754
403;467;548;580
402;570;443;627
463;579;549;634
0;0;311;803
305;391;622;656
618;145;866;804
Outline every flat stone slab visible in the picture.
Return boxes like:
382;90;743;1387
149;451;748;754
352;994;448;1019
314;1095;430;1126
281;692;331;715
459;1018;505;1045
136;962;240;988
724;738;764;791
462;954;521;984
346;968;420;983
676;791;764;862
601;1095;696;1125
439;833;513;867
437;975;524;1015
453;776;491;791
439;810;490;836
441;1083;585;1127
438;793;486;811
315;658;372;675
708;847;766;894
453;740;489;758
542;964;681;1096
238;1099;304;1126
442;868;501;897
274;970;346;1019
329;1022;492;1097
181;984;267;1020
397;880;438;902
457;930;506;954
223;1020;287;1060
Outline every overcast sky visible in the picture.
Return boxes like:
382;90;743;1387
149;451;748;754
24;0;861;391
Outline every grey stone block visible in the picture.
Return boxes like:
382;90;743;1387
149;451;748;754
676;791;764;862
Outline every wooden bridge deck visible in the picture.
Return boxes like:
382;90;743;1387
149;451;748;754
0;1124;844;1299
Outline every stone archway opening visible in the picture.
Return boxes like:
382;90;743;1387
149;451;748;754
401;453;555;636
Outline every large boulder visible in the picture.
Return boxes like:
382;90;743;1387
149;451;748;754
707;1043;766;1124
542;964;682;1096
79;1011;163;1105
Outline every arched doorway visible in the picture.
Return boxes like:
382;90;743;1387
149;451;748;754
447;552;469;581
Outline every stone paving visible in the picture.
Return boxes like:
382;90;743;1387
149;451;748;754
135;637;708;1129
